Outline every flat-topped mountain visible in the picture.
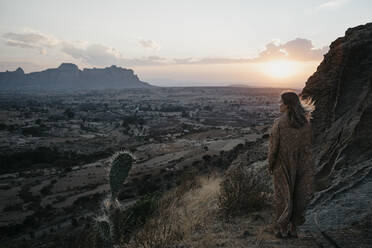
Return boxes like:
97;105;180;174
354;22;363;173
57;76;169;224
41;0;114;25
0;63;156;90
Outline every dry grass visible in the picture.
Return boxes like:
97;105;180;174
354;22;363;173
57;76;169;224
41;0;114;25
122;163;272;248
218;164;271;218
125;172;222;248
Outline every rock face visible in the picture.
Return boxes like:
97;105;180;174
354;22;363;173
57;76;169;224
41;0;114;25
301;23;372;230
0;63;155;90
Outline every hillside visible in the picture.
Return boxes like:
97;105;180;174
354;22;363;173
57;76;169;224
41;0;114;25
2;23;372;248
301;22;372;230
116;22;372;247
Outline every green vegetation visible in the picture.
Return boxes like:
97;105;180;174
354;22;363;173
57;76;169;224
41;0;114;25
109;152;133;200
0;147;113;174
121;115;145;127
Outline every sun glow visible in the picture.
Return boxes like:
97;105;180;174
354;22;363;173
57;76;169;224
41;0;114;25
260;60;300;79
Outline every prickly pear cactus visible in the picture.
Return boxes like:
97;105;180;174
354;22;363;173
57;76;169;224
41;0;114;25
95;217;113;248
109;152;133;199
91;152;135;248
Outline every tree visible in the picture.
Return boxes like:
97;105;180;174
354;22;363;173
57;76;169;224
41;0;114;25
64;108;75;119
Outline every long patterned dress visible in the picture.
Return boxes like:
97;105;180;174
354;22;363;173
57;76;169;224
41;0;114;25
268;112;316;234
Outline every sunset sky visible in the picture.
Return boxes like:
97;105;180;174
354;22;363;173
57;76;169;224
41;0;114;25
0;0;371;88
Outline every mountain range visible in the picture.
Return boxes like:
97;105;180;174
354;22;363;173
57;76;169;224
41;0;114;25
0;63;156;90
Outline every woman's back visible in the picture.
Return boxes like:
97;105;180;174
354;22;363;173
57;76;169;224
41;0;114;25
269;92;316;237
277;113;312;152
276;113;314;176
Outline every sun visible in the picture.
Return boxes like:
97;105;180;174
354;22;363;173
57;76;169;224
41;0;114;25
261;60;299;79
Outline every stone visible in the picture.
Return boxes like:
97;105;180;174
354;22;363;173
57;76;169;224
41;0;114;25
301;22;372;230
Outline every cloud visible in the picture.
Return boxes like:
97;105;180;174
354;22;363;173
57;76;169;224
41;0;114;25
2;30;328;67
62;41;169;66
61;42;122;66
317;0;351;9
174;57;252;64
172;38;329;65
256;38;329;62
1;30;168;66
2;30;60;54
147;55;166;61
138;39;160;50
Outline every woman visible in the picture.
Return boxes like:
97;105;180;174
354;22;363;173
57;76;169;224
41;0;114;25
268;90;316;239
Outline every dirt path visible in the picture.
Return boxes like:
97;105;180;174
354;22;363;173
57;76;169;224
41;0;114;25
181;208;371;248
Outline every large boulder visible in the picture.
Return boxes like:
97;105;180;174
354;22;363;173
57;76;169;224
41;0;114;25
301;22;372;229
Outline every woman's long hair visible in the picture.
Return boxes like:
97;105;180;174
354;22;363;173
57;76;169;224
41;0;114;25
280;90;315;129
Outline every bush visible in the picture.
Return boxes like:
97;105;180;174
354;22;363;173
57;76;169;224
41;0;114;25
111;193;161;244
218;163;272;218
64;108;75;119
129;173;217;248
59;193;160;248
40;184;53;195
132;205;184;248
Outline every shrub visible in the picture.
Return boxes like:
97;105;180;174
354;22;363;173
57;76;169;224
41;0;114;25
132;204;183;248
3;203;22;212
111;193;160;244
63;108;75;119
217;163;272;218
40;184;53;195
129;173;220;248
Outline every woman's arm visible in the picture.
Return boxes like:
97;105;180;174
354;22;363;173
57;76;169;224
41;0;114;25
268;119;280;174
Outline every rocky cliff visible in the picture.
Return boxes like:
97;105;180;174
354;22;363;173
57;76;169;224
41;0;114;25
0;63;155;90
301;22;372;230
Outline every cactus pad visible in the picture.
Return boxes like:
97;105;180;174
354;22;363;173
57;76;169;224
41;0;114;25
109;152;133;199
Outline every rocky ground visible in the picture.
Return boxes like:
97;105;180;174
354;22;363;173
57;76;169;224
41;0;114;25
301;22;372;231
179;201;372;248
0;86;284;245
